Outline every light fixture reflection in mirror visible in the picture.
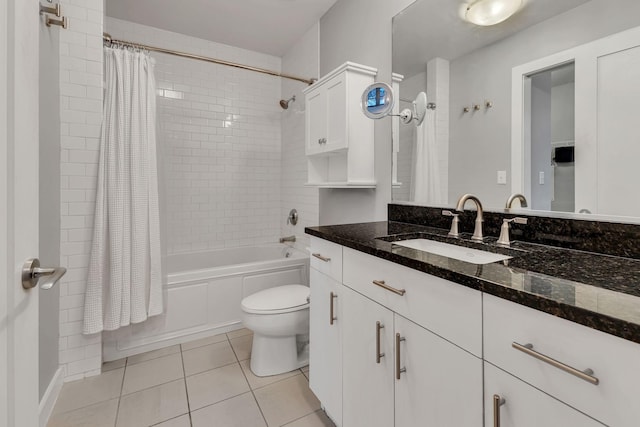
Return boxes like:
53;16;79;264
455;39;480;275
362;82;395;119
463;0;524;26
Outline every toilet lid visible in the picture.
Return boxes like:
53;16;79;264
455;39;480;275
241;284;309;313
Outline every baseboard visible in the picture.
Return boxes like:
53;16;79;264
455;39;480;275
39;366;65;427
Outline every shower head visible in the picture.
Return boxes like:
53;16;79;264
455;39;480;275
279;95;296;110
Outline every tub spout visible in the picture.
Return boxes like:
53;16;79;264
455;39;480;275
279;235;296;243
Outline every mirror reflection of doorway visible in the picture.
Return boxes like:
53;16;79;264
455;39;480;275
524;62;575;213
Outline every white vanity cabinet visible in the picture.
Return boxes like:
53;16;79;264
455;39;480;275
484;293;640;427
303;62;377;187
339;247;483;427
342;286;394;427
308;238;343;426
484;363;604;427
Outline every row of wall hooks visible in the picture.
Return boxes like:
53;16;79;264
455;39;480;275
40;2;68;29
463;101;493;113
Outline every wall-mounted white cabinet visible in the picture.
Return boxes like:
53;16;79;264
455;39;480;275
303;62;377;188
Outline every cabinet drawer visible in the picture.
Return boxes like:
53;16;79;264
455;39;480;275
343;247;482;356
484;294;640;427
309;237;343;283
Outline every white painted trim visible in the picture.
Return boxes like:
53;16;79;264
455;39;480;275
511;25;640;214
39;366;65;427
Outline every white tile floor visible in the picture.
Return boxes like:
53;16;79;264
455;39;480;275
48;329;336;427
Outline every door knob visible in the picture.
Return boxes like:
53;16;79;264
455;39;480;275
22;258;67;290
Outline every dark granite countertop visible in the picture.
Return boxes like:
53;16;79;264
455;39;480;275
305;221;640;344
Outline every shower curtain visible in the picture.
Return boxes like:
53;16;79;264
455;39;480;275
411;110;442;204
83;46;163;334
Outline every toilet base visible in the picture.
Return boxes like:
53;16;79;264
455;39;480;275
249;334;309;377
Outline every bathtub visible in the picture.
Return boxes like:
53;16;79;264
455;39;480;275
102;244;309;361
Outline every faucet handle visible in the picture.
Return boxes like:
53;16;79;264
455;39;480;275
442;210;460;237
497;217;528;247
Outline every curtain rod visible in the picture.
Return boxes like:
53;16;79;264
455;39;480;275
102;33;316;86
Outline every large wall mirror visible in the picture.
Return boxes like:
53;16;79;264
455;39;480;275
392;0;640;221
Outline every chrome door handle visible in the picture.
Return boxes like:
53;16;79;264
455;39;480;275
395;333;406;380
22;258;67;290
372;280;406;296
493;394;505;427
376;321;385;363
512;342;600;385
329;292;337;325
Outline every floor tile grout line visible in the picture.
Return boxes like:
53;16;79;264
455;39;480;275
236;357;270;427
113;356;128;427
178;348;194;427
279;409;325;427
227;330;269;426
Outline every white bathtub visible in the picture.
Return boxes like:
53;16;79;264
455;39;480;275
102;244;309;361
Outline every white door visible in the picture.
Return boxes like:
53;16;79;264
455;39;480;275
394;315;483;427
484;363;605;427
342;286;394;427
309;268;342;426
1;1;41;426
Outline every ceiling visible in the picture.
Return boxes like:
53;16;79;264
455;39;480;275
105;0;338;57
393;0;592;77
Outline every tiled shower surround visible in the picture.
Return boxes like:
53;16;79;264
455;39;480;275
107;18;284;255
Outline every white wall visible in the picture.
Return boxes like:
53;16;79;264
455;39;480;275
318;0;415;225
280;24;320;250
58;0;104;381
106;18;283;255
448;0;640;209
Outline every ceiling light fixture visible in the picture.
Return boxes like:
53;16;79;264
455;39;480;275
464;0;523;26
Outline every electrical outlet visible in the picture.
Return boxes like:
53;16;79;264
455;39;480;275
539;171;545;185
497;170;507;185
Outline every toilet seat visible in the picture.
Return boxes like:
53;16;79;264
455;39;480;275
241;284;310;315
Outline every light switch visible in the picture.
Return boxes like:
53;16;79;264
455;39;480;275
539;171;545;185
497;170;507;185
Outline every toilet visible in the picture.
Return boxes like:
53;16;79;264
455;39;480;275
241;284;310;377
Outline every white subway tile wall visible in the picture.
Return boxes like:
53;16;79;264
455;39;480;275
58;10;319;380
106;18;283;255
280;24;320;251
58;0;104;381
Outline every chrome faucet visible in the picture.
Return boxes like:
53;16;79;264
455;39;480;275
455;194;484;242
279;235;296;243
506;193;528;209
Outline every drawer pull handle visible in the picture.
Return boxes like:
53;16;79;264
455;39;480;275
372;280;406;296
395;333;406;380
329;292;337;325
512;342;599;385
376;321;385;363
493;394;505;427
312;253;331;262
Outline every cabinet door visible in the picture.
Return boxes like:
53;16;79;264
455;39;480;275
484;363;604;427
325;74;347;152
306;88;326;156
342;287;394;427
309;268;342;426
394;315;483;427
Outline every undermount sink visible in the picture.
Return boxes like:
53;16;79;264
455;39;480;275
392;238;512;265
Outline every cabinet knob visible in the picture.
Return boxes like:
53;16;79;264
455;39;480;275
318;138;327;144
